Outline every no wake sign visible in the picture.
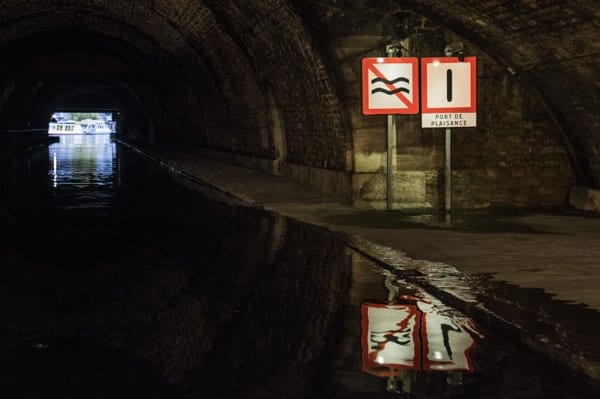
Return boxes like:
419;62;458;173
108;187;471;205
362;57;419;115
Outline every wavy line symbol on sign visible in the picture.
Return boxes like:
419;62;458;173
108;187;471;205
371;76;410;95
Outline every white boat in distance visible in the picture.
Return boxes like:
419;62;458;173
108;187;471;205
48;119;113;135
79;119;113;134
48;120;83;135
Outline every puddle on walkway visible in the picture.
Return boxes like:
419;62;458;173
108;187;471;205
323;210;566;234
0;139;597;398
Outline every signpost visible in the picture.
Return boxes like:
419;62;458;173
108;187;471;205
421;56;477;128
421;55;477;220
361;50;476;217
362;55;419;210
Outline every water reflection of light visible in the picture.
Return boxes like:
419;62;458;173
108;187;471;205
49;134;116;190
53;152;57;188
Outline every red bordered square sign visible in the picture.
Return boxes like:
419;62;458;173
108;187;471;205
421;57;477;128
362;57;419;115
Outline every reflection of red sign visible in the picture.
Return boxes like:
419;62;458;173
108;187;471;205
361;299;477;377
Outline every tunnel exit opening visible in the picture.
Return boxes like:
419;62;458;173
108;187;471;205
48;111;117;136
47;111;118;193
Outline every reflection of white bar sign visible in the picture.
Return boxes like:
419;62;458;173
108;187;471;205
361;300;477;376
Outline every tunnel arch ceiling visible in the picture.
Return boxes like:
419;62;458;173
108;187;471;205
0;0;352;176
0;4;225;144
0;1;597;208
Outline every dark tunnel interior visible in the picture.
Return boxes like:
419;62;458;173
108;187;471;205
0;1;598;206
0;1;599;398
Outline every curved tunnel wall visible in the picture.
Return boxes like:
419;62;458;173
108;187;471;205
402;0;599;187
0;0;596;209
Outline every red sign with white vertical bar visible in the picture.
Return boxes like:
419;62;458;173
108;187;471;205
362;57;419;115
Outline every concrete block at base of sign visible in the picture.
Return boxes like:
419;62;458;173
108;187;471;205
354;171;435;209
569;186;600;212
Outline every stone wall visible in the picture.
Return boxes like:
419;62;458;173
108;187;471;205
326;14;574;209
203;0;352;171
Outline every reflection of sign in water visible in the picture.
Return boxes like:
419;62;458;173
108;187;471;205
361;297;478;376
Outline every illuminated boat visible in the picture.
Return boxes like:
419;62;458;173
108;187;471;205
79;119;113;134
48;120;84;135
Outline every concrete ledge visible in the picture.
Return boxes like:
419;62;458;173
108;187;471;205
284;162;352;204
188;147;278;175
187;147;353;204
569;186;600;212
0;136;58;161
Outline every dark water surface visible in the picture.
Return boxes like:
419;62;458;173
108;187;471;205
0;136;597;398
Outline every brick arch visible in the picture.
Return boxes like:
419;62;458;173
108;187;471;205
0;0;354;193
204;0;353;170
31;81;150;138
0;2;271;155
0;28;190;141
399;0;600;186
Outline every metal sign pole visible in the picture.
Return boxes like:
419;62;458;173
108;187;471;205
445;127;452;218
385;44;399;210
420;47;475;225
364;44;416;210
443;46;454;223
387;114;396;210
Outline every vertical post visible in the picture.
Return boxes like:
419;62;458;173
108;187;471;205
385;44;398;210
444;45;453;224
387;114;396;210
445;128;452;215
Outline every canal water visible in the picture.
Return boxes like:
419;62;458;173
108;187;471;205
0;135;596;398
